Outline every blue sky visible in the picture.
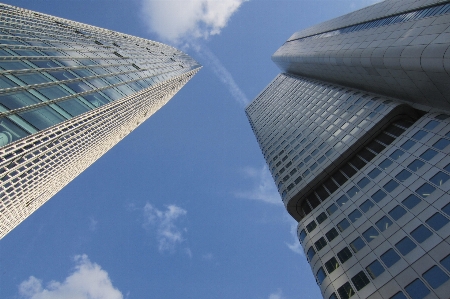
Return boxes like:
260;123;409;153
0;1;379;298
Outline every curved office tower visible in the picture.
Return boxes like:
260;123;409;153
246;1;450;298
0;4;201;238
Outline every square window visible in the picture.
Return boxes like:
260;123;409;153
402;194;421;209
390;149;405;160
407;159;425;172
381;248;401;267
336;195;349;207
306;221;317;233
430;171;450;186
412;130;427;141
316;212;328;224
307;247;316;261
426;212;449;231
337;282;355;299
410;225;433;243
440;255;450;272
315;237;327;251
404;279;430;299
422;265;449;289
383;180;399;193
389;205;407;221
360;199;375;213
348;209;362;223
357;177;370;189
325;228;339;242
424;120;439;130
337;247;353;264
299;229;307;243
316;267;327;285
379;159;392;170
433;138;450;150
395;170;412;182
362;226;379;243
366;260;385;279
351;271;370;291
326;204;338;215
337;218;350;232
396;237;417;256
416;183;436;198
325;257;340;274
371;189;387;203
401;140;416;150
350;237;366;253
368;168;381;179
376;216;393;232
420;149;438;161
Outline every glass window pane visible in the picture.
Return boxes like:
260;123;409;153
381;248;401;267
15;72;52;85
425;213;449;231
384;180;399;193
395;170;412;182
325;228;339;242
336;194;349;207
316;267;327;285
442;203;450;217
326;204;338;215
306;221;317;233
416;183;436;198
299;229;307;243
424;120;439;130
368;167;381;179
19;105;67;130
337;247;353;264
82;92;110;108
337;282;355;299
366;260;385;279
390;149;405;160
390;291;407;299
411;225;433;243
422;265;449;289
337;218;350;232
360;199;375;213
401;140;416;150
362;226;379;243
396;237;417;256
37;85;71;100
315;237;327;251
420;149;437;161
412;130;427;141
440;255;450;272
307;247;316;261
349;209;362;223
430;171;450;186
405;279;430;299
357;177;370;189
325;257;340;274
0;117;30;146
376;216;393;232
389;205;407;221
403;194;421;209
350;237;366;253
351;271;370;291
433;138;450;150
56;98;91;117
0;91;41;109
408;159;425;172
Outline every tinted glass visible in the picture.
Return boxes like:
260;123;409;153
416;183;436;198
412;130;427;140
401;140;416;150
376;216;393;232
357;177;370;189
326;204;338;215
366;260;385;279
325;228;339;242
316;267;327;285
368;168;381;179
440;255;450;272
403;194;421;209
396;237;417;256
395;170;412;182
306;221;317;232
337;247;353;264
371;190;387;203
384;180;399;193
337;218;350;232
407;159;425;172
360;199;375;213
390;292;407;299
336;195;349;207
411;225;433;243
422;265;449;289
350;237;366;253
430;171;450;186
337;282;354;299
299;229;307;243
362;226;379;243
433;138;450;150
420;149;437;161
348;209;362;223
381;248;401;267
351;271;370;291
389;205;407;221
405;279;430;299
325;257;340;274
316;212;328;224
426;213;449;231
315;237;327;251
307;247;315;261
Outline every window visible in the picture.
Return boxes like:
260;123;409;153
348;209;362;223
389;205;407;221
325;257;339;274
426;213;449;232
336;195;349;207
390;291;407;299
411;225;433;243
390;149;405;160
362;226;379;243
306;221;317;233
424;120;439;130
401;140;416;150
315;237;327;251
329;293;338;299
395;170;412;182
371;190;387;203
350;237;366;253
384;180;399;193
337;247;353;264
443;203;450;217
351;271;370;291
366;260;385;279
360;199;375;213
337;282;355;299
368;168;381;179
316;267;327;285
326;204;338;215
347;186;359;198
325;228;339;242
316;212;328;224
299;229;307;243
379;159;392;170
395;237;417;256
357;177;370;189
404;279;430;299
337;218;351;232
422;265;449;289
307;247;316;261
420;149;437;161
381;248;401;267
412;130;428;141
416;183;436;198
407;159;424;172
402;194;421;209
430;171;450;186
440;255;450;272
433;138;450;150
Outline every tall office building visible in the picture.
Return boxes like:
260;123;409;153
246;1;450;298
0;4;200;238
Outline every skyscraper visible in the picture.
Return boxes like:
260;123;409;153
0;4;200;239
246;1;450;298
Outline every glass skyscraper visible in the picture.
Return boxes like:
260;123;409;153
0;4;200;238
246;1;450;298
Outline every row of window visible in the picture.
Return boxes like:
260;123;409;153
289;3;450;44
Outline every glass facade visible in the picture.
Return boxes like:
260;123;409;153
0;4;200;238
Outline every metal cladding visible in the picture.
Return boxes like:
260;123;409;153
246;0;450;298
0;3;201;238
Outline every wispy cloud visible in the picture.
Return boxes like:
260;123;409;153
19;255;122;299
141;0;247;43
235;165;281;204
88;217;98;232
143;203;188;253
285;216;303;255
268;289;285;299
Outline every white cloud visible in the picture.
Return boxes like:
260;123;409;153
141;0;247;43
285;216;303;255
88;217;98;232
268;289;285;299
193;43;249;105
143;203;188;253
19;255;122;299
235;165;281;204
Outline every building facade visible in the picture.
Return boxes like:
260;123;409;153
0;4;200;238
246;1;450;299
